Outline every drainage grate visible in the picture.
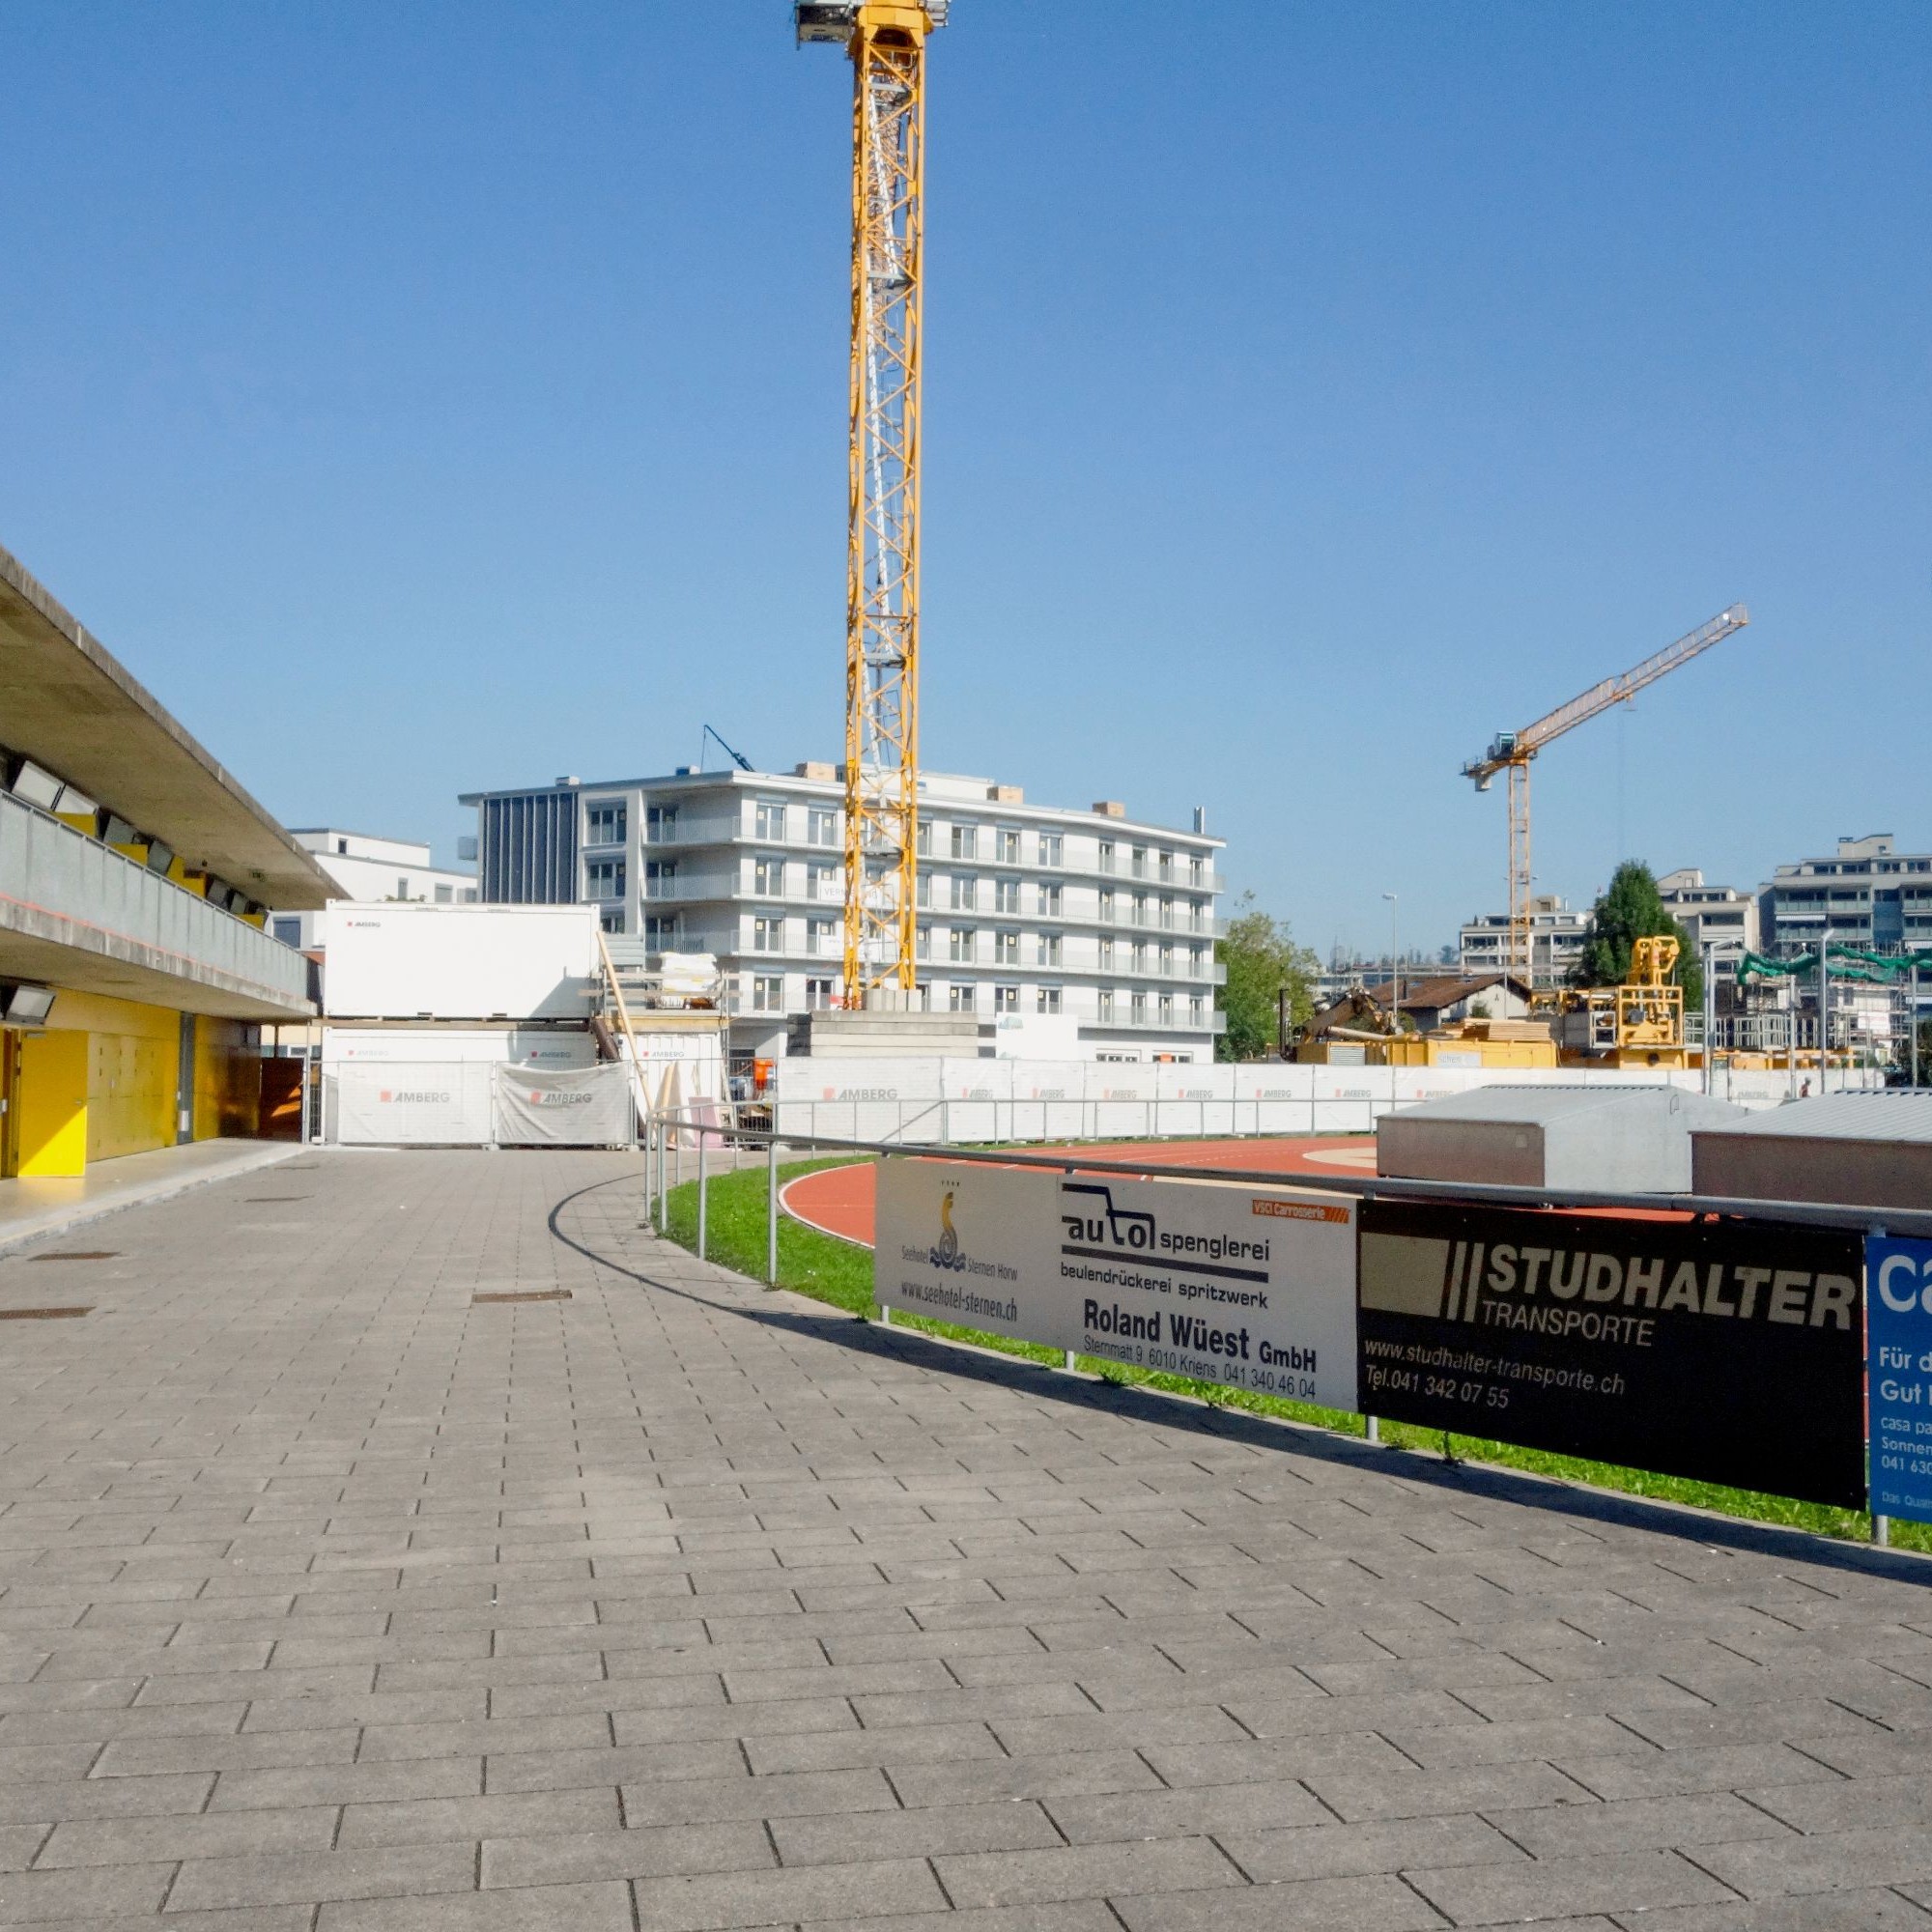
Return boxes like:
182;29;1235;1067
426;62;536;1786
472;1290;573;1305
0;1307;92;1320
30;1252;117;1264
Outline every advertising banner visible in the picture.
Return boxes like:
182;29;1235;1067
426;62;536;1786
875;1159;1358;1410
492;1064;636;1148
1357;1199;1865;1508
1868;1236;1932;1526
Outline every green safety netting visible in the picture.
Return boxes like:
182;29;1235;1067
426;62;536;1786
1736;945;1932;987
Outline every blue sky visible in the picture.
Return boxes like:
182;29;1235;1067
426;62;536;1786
2;1;1925;958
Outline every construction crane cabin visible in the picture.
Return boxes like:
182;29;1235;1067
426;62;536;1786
1462;605;1749;989
797;1;948;1009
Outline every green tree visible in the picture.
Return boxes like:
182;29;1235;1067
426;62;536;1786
1215;893;1320;1061
1570;861;1704;1008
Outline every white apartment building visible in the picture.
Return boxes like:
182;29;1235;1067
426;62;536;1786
272;830;477;950
1459;895;1589;988
1655;867;1759;984
461;763;1228;1062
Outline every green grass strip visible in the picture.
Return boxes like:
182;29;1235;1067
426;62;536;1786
658;1154;1929;1555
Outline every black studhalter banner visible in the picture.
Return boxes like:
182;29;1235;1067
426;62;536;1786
1357;1198;1865;1510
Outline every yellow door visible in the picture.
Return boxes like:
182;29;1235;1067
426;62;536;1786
15;1030;89;1178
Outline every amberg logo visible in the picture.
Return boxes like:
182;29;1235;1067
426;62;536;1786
927;1190;971;1273
379;1090;451;1104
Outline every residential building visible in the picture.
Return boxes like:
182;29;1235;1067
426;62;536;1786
461;762;1227;1062
1459;895;1589;988
271;830;478;951
0;540;326;1177
1655;867;1759;986
1762;834;1932;956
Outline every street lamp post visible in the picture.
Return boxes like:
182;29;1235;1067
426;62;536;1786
1382;893;1399;1038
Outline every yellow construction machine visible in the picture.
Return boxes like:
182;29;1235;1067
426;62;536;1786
1557;934;1689;1068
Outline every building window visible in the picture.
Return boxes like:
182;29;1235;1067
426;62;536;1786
916;923;932;961
997;828;1020;864
1189;995;1205;1025
1037;934;1062;967
754;801;786;841
1132;894;1149;926
1159;897;1175;930
753;857;783;895
950;927;976;963
949;982;974;1013
1133;943;1149;973
994;878;1020;914
1037;986;1062;1015
1039;833;1063;866
1098;839;1116;874
1132;991;1148;1023
1160;944;1174;975
586;801;627;844
396;876;412;899
995;930;1020;965
1098;990;1115;1022
810;861;838;902
951;825;976;861
272;916;302;947
808;807;837;847
644;915;680;948
586;859;626;898
1190;905;1206;933
645;859;677;896
1190;945;1206;978
1131;844;1149;878
994;984;1019;1013
435;883;452;903
753;916;783;952
1099;938;1115;970
916;872;931;908
752;975;783;1012
950;874;976;911
336;838;349;855
1039;882;1063;917
808;918;836;955
806;977;835;1010
1099;890;1116;923
599;909;623;934
1159;993;1174;1023
916;820;932;856
646;803;678;842
1158;848;1175;880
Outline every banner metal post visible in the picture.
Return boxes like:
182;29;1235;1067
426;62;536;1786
766;1136;779;1286
697;1128;708;1263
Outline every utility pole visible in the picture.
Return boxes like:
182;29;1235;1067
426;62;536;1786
1701;942;1715;1097
1382;893;1399;1045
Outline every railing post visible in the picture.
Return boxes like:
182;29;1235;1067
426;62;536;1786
696;1128;709;1263
766;1135;779;1286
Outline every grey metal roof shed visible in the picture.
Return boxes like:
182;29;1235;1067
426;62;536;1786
1378;1084;1749;1193
1690;1090;1932;1211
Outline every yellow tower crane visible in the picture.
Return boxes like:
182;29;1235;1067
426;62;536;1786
797;1;948;1009
1461;604;1749;988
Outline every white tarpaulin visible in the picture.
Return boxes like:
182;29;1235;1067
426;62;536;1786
492;1064;636;1147
875;1159;1358;1410
331;1063;497;1145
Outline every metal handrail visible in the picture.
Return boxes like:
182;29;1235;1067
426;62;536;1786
647;1105;1932;1240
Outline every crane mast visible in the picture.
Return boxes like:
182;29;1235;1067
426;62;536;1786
1462;604;1749;988
798;1;947;1008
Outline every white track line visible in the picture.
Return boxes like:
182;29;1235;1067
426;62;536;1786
777;1162;876;1249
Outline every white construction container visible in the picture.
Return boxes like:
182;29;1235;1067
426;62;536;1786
325;903;599;1021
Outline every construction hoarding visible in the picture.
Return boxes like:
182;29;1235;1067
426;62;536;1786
492;1064;635;1148
875;1159;1358;1410
1357;1200;1865;1509
1867;1235;1932;1527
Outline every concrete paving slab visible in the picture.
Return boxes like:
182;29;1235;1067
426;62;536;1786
0;1147;1923;1928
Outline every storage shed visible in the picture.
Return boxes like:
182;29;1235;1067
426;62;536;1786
1690;1089;1932;1210
1378;1083;1748;1193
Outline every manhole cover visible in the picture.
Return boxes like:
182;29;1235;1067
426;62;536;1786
0;1307;92;1321
472;1290;573;1305
30;1252;117;1264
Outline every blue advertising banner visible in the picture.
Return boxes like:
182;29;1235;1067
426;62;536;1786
1868;1236;1932;1526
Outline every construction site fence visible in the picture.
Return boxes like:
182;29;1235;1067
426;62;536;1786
761;1062;1883;1148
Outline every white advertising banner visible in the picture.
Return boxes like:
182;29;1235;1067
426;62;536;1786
333;1063;496;1144
492;1064;636;1147
875;1159;1358;1410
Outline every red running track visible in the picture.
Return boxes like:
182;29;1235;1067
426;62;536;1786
781;1136;1376;1248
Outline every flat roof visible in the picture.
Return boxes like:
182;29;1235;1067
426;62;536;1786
0;541;331;909
1694;1090;1932;1144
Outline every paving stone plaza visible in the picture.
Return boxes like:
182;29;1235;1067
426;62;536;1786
0;1149;1929;1929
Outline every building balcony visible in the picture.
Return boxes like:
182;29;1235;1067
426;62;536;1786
0;792;311;1019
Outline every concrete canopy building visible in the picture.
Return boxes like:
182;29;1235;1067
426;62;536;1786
0;541;327;1175
461;763;1227;1063
1762;834;1932;955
